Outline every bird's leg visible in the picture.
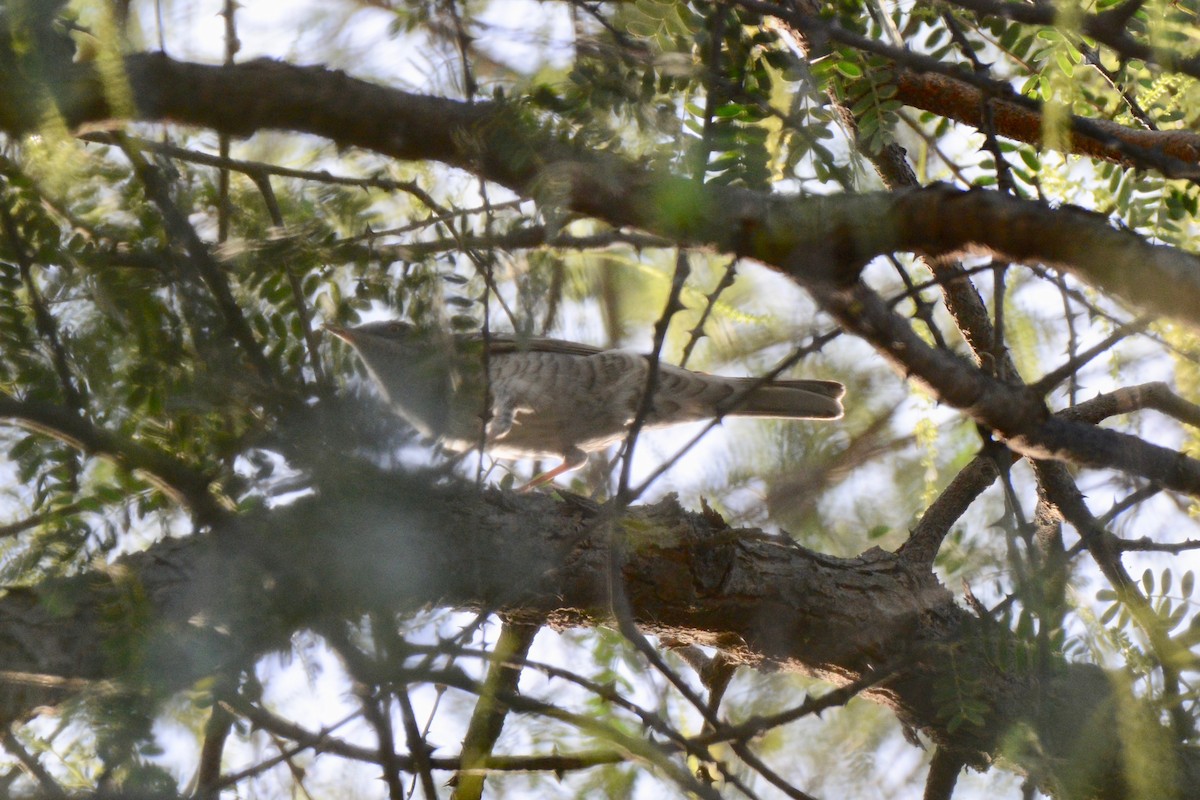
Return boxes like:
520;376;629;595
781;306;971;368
516;448;589;492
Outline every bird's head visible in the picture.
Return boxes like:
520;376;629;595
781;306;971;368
324;320;416;348
324;320;428;396
325;320;457;433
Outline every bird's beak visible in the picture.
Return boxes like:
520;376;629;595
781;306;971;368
323;324;351;342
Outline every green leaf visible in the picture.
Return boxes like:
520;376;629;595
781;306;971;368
835;60;863;79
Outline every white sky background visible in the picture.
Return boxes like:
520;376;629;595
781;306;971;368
148;0;577;85
5;0;1190;797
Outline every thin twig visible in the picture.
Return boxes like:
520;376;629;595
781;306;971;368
0;201;87;416
617;249;691;502
0;725;66;800
114;133;276;384
680;257;739;368
1030;316;1150;396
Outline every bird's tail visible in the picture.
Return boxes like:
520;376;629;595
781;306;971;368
722;378;845;420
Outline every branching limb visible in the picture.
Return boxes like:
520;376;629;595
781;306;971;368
680;257;739;368
226;694;627;775
0;473;1190;798
0;724;65;800
5;53;1199;329
923;747;965;800
213;712;361;792
193;694;235;800
692;668;892;746
323;623;417;800
899;454;1000;567
86;131;485;213
0;394;230;524
1030;318;1151;395
114;134;276;385
1061;382;1200;428
815;281;1200;497
451;619;541;800
1033;462;1197;739
1115;536;1200;555
617;249;690;501
605;521;808;800
1098;485;1162;527
755;1;1200;176
395;687;438;800
225;697;372;762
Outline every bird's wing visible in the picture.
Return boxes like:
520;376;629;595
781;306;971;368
460;333;608;358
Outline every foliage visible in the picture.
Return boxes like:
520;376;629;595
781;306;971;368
0;0;1198;798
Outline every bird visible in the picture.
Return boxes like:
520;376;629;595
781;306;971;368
326;320;844;489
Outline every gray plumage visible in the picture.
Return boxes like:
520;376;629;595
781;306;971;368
328;321;844;484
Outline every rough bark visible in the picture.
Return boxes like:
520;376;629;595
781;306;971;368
0;470;1195;800
2;51;1200;327
0;25;1197;800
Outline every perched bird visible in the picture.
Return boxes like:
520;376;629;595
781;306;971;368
327;321;844;488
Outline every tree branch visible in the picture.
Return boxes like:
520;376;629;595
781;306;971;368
451;620;540;800
0;394;230;525
4;53;1200;326
7;50;1191;510
0;469;1192;799
941;0;1200;81
812;281;1200;498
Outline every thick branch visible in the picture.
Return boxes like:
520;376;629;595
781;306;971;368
893;69;1200;168
4;54;1200;326
754;1;1200;177
0;471;1195;799
811;281;1200;498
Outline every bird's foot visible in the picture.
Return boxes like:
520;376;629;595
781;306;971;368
515;449;589;493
